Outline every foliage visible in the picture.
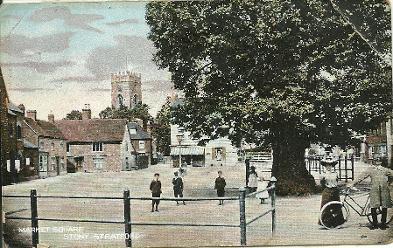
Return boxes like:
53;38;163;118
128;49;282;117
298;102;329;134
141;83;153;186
152;102;172;155
146;0;391;195
63;110;82;120
99;104;153;126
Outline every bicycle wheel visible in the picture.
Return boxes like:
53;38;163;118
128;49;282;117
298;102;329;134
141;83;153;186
319;201;350;229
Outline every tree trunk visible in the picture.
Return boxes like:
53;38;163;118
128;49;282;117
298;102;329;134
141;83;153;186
271;139;317;196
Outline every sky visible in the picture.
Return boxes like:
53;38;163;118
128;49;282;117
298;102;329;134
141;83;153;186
0;2;173;119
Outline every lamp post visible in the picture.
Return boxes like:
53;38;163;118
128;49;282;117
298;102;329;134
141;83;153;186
176;133;184;168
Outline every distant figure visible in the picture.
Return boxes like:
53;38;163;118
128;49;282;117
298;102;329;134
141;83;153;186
150;173;162;212
248;166;258;193
172;171;186;205
179;162;187;177
215;171;226;205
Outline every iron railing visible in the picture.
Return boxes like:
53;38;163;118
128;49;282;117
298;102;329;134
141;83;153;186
3;183;276;247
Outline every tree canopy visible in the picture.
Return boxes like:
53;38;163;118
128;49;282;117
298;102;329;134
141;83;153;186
146;0;391;195
63;110;82;120
99;104;153;127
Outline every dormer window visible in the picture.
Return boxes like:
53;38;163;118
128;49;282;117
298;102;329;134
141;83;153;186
130;128;137;135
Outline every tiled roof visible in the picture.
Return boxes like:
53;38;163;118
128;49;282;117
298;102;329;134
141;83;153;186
55;119;128;143
127;122;151;140
24;118;65;139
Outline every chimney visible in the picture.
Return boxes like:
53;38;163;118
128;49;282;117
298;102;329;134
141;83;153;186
82;104;91;120
48;113;55;123
133;118;144;128
26;110;37;121
18;104;25;114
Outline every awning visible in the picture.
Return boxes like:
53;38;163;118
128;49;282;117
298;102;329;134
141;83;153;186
23;140;38;149
170;146;205;156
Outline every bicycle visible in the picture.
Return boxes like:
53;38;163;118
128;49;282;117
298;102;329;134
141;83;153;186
319;187;393;229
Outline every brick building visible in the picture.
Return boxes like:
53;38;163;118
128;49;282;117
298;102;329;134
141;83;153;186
364;122;387;162
0;67;14;185
122;122;152;170
56;106;152;172
22;110;67;178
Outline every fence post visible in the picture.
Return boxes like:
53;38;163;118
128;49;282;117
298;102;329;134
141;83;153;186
351;155;355;180
123;189;132;247
239;187;246;246
30;189;39;247
344;155;348;182
270;177;277;236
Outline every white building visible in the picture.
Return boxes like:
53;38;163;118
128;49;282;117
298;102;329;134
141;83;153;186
170;124;239;167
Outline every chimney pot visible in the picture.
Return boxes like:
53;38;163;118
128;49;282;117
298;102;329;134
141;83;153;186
26;110;37;121
48;113;55;123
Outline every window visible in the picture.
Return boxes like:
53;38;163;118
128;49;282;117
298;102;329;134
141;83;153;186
93;158;105;170
118;94;124;107
66;144;70;152
40;141;45;150
133;94;138;105
130;128;137;135
125;143;128;151
139;141;145;150
39;154;48;171
16;125;22;139
92;142;103;152
51;142;55;151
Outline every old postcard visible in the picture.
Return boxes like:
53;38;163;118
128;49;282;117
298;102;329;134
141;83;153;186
0;0;392;247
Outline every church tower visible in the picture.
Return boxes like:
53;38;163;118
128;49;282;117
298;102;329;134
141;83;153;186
111;70;142;109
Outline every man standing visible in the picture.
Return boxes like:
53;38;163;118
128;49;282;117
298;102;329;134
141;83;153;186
150;173;162;212
215;171;226;205
349;159;393;229
172;171;185;205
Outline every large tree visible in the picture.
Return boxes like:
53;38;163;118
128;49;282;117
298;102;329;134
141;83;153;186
146;0;391;195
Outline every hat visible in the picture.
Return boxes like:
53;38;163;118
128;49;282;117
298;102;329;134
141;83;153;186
174;171;179;176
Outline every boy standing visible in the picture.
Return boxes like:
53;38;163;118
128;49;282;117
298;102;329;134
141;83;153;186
215;171;226;205
172;171;186;205
150;173;162;212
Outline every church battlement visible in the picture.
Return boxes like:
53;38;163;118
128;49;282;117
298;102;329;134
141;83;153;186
111;71;141;82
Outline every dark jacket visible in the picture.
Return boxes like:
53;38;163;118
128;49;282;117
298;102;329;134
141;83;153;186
215;177;226;191
172;177;183;191
150;180;162;194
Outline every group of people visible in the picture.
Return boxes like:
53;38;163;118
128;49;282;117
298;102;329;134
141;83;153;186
149;170;228;212
319;154;393;230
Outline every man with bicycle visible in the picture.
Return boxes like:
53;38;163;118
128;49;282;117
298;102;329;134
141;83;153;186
348;158;393;230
